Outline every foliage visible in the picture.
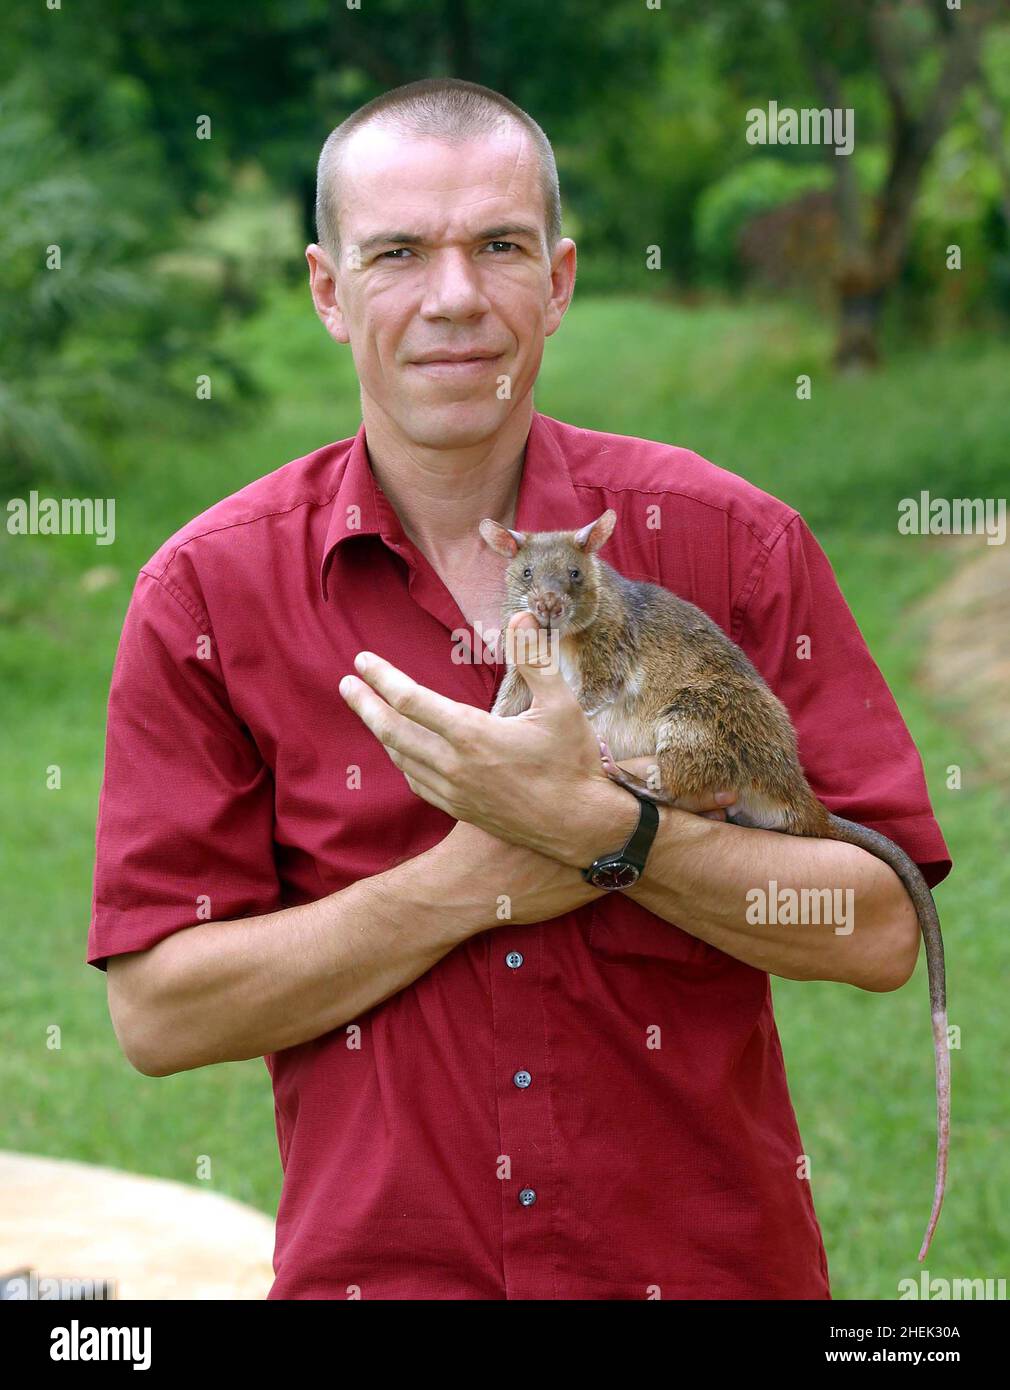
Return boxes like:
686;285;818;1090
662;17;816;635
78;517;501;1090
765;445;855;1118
0;46;259;493
2;0;1008;476
695;159;833;283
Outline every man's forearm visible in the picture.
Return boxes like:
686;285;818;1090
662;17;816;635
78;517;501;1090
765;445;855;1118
623;807;921;991
109;838;493;1076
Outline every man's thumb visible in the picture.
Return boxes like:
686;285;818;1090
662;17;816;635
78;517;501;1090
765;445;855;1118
507;613;569;701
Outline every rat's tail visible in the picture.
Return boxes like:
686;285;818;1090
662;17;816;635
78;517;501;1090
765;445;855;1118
826;814;949;1263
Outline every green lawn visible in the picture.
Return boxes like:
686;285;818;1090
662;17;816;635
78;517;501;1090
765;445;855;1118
3;285;1007;1295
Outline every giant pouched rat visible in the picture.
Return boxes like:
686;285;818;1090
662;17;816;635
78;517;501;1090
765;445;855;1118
478;507;949;1263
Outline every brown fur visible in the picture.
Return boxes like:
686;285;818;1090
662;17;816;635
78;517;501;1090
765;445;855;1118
479;508;949;1263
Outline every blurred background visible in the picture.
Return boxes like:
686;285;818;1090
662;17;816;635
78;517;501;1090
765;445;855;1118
1;0;1007;1298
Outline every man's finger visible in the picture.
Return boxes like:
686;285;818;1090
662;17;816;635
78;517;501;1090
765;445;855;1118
338;670;449;768
385;745;457;807
672;792;738;815
345;651;477;744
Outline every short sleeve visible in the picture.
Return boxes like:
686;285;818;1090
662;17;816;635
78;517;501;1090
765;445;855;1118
88;570;280;970
736;515;952;889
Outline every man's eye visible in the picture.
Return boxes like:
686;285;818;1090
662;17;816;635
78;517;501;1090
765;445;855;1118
379;243;515;261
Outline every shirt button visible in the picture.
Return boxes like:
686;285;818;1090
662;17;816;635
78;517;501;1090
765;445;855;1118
518;1188;537;1207
505;951;524;969
513;1070;532;1089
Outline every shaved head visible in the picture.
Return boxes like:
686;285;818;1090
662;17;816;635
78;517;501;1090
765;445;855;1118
315;78;562;261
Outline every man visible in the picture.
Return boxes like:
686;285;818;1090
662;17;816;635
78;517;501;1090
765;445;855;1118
90;78;950;1300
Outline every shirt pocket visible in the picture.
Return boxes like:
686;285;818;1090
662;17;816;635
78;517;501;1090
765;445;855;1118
587;891;721;967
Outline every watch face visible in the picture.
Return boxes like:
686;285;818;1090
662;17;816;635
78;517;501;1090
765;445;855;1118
593;861;640;890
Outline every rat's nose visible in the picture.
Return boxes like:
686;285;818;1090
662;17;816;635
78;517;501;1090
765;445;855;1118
532;591;564;623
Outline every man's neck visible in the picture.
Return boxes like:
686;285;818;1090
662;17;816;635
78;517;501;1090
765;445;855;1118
358;394;533;571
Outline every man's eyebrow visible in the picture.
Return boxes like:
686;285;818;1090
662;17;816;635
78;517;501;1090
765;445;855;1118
356;224;542;255
475;224;541;243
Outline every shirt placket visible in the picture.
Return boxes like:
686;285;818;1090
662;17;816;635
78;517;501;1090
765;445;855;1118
489;923;561;1299
374;484;561;1298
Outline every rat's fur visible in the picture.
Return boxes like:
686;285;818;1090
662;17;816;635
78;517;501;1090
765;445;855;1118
479;508;949;1263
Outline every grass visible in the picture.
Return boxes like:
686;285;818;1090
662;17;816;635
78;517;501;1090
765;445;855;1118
3;283;1007;1296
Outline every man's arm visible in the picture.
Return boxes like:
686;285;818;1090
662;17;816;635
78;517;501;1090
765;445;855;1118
621;803;921;992
340;624;925;996
107;820;602;1077
94;570;606;1077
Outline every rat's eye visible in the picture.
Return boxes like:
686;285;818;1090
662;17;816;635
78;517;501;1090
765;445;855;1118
569;567;582;581
522;566;533;581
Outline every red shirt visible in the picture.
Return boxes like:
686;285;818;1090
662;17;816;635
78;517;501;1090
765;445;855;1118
89;409;951;1299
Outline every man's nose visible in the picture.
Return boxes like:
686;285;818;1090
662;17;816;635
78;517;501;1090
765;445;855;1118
418;249;489;319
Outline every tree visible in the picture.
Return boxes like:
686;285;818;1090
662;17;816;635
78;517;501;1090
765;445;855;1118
805;0;995;368
102;0;665;244
696;0;1002;367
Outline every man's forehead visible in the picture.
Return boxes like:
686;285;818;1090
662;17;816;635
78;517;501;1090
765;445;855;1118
338;122;542;235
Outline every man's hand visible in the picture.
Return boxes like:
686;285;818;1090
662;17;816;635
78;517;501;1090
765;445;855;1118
338;612;639;868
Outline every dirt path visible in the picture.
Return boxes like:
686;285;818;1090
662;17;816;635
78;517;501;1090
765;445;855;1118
0;1151;275;1299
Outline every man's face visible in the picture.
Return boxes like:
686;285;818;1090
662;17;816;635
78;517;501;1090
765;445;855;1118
308;122;575;449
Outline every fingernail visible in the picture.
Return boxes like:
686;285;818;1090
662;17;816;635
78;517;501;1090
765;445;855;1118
354;652;371;673
339;676;351;697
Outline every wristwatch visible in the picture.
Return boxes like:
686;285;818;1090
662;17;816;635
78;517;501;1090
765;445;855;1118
580;791;660;890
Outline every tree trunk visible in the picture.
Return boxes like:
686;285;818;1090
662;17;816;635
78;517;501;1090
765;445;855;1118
835;283;887;370
803;2;986;369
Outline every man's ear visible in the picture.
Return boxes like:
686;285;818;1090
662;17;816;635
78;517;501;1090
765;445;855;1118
479;518;526;558
572;509;617;553
306;243;349;345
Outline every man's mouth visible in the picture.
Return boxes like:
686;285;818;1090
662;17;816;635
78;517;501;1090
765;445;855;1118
408;352;503;377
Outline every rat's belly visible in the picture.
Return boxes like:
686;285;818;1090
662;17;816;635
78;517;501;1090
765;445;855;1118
554;641;654;760
586;700;655;761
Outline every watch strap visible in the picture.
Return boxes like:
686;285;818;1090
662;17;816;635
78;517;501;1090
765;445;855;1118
581;791;659;884
620;793;659;867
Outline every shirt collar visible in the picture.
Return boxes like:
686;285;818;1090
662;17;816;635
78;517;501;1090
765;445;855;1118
319;409;582;601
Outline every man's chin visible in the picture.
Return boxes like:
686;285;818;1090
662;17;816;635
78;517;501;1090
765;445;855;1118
396;392;515;450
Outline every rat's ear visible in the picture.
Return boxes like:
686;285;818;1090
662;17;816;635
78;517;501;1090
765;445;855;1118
572;509;617;553
479;517;526;558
